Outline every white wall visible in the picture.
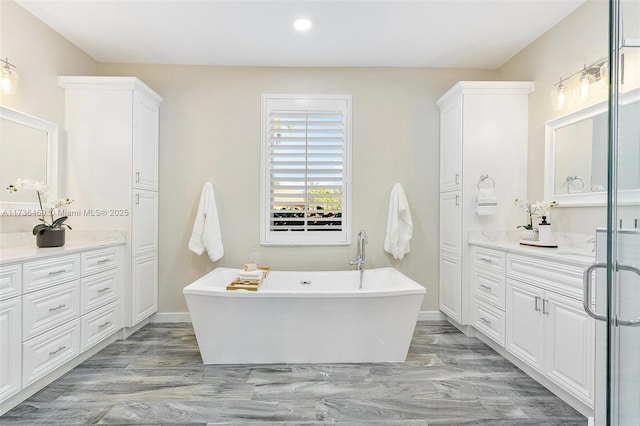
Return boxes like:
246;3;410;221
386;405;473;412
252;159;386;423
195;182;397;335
96;64;497;314
0;0;97;232
6;0;636;317
497;0;639;234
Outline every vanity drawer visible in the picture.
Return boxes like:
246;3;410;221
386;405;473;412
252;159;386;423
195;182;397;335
23;280;80;340
472;297;506;346
22;318;80;387
81;301;119;352
81;248;119;277
471;246;506;274
81;269;118;314
506;254;584;299
0;263;21;301
471;267;506;309
23;255;80;293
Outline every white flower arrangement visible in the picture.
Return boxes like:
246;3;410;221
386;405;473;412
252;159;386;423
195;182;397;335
7;178;73;235
514;198;558;230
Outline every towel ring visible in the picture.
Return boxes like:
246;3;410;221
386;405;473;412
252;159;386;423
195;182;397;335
477;174;496;190
566;175;585;193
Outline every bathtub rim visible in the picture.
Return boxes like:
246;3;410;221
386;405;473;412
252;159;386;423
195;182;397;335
183;266;426;299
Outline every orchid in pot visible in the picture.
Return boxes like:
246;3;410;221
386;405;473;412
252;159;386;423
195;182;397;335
7;178;73;247
514;198;558;240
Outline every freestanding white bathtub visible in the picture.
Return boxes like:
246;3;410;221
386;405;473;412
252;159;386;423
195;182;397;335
183;267;425;364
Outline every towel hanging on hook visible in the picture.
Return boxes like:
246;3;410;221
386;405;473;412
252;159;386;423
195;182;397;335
476;174;497;216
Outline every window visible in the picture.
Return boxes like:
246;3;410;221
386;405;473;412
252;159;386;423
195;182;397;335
261;94;352;245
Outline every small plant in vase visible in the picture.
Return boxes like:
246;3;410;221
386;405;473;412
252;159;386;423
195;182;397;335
7;178;73;248
514;198;558;241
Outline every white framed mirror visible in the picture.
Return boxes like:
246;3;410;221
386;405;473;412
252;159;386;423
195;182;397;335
544;86;640;206
0;106;59;213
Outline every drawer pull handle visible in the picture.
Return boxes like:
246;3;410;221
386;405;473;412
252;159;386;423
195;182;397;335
479;257;493;264
98;321;112;330
534;296;541;312
49;304;66;313
542;299;549;315
97;287;111;294
97;259;111;265
479;317;491;326
479;284;492;291
49;346;66;357
48;269;67;276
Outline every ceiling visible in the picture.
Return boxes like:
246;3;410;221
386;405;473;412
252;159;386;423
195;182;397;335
17;0;585;69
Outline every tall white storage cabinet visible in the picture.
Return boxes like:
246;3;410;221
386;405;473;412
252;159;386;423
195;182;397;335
437;81;534;325
59;77;162;329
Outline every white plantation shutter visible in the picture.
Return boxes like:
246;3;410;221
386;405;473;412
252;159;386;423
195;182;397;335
261;95;351;245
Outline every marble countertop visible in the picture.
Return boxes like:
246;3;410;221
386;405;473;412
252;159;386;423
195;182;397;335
468;230;596;266
0;230;126;265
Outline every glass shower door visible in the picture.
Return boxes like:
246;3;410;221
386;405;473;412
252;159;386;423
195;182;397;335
607;1;640;424
585;1;640;425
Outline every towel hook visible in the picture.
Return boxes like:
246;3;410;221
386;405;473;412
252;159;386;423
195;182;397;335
477;174;496;190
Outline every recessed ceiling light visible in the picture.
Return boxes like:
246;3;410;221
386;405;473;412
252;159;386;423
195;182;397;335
294;18;312;31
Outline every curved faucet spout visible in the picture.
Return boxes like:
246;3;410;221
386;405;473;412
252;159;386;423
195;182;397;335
350;229;368;273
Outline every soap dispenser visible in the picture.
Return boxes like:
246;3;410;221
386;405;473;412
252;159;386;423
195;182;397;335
538;216;552;244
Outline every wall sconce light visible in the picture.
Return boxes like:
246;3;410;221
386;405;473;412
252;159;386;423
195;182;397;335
551;78;566;110
551;57;607;111
1;57;19;95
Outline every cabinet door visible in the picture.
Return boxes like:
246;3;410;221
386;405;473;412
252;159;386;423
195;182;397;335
506;279;545;372
439;253;461;322
439;95;462;192
132;91;160;191
439;192;461;254
545;291;595;406
131;253;158;325
0;297;21;402
132;190;158;256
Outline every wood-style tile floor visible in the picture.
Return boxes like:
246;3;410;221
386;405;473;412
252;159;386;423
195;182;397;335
1;322;587;425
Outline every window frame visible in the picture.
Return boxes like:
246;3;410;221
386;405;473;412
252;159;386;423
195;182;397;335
260;94;352;246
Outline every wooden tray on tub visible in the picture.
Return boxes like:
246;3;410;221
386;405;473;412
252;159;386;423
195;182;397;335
226;278;263;291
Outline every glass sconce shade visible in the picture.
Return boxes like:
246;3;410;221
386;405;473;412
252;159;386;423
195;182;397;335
1;58;19;95
551;81;566;110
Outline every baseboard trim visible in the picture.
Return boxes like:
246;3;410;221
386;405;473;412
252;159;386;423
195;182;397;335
151;312;191;323
151;311;443;324
417;310;447;322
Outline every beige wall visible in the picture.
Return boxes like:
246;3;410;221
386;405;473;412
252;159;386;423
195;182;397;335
5;0;632;316
0;0;98;232
97;64;496;313
497;0;612;234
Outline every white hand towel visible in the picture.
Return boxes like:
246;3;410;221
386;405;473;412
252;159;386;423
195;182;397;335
384;183;413;260
477;188;497;203
476;187;497;216
238;269;262;280
188;182;224;262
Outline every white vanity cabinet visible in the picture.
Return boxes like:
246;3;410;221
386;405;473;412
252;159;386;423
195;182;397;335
505;254;594;407
0;242;124;414
437;81;533;325
59;76;163;329
470;246;507;345
468;242;595;414
0;287;21;402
